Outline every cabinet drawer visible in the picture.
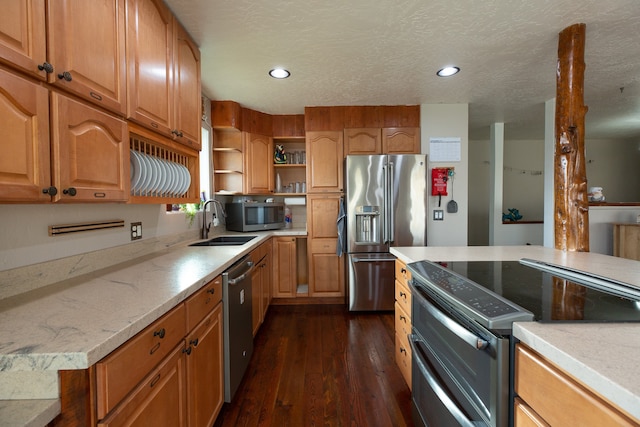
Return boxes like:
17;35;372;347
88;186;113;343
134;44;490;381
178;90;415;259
185;276;222;331
96;304;186;418
395;279;411;315
514;397;550;427
395;333;412;390
395;259;411;288
515;344;638;427
98;342;186;427
394;301;411;348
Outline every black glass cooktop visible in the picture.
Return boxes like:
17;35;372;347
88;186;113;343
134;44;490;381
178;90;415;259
435;260;640;323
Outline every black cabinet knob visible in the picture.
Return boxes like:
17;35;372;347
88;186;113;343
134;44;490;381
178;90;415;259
57;71;72;82
153;328;166;339
62;187;77;196
38;62;54;73
183;346;192;355
42;186;58;196
189;338;199;347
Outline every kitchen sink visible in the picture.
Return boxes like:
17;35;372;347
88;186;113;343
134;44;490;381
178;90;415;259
189;235;257;246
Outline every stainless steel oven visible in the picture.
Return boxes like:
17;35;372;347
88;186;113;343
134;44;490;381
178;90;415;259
406;259;640;427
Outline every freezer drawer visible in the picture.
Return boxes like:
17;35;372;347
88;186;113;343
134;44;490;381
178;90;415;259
347;253;396;311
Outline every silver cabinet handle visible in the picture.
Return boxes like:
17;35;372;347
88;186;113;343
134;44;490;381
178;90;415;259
409;335;478;427
412;285;488;350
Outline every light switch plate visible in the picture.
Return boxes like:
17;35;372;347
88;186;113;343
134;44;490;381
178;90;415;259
433;210;444;221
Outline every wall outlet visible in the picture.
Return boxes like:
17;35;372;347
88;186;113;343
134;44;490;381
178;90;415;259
131;222;142;240
433;210;444;221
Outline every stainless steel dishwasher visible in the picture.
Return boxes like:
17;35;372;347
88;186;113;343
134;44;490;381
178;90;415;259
222;254;254;402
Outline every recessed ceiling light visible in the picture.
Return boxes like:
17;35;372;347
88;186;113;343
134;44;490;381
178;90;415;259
436;66;460;77
269;68;290;79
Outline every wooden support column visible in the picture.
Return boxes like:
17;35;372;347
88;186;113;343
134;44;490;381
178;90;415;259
554;23;590;252
553;24;589;320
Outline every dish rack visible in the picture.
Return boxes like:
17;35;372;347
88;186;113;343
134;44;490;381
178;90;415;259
129;133;199;203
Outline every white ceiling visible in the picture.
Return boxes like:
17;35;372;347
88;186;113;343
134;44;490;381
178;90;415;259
165;0;640;140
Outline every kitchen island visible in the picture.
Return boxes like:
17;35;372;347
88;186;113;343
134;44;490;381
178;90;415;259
391;245;640;423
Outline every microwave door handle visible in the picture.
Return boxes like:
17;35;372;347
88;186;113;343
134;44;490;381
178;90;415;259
409;335;478;427
411;284;489;350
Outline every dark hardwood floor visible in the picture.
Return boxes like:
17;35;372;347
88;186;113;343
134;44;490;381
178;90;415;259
214;304;414;427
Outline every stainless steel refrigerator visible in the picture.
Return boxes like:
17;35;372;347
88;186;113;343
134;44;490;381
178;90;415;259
345;154;427;311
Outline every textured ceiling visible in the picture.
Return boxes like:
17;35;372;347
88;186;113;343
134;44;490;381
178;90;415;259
165;0;640;140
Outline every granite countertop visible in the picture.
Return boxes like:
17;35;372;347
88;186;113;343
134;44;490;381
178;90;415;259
0;228;307;427
391;245;640;422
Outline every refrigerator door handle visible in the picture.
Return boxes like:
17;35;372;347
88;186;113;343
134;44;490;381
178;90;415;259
382;163;389;244
388;161;395;243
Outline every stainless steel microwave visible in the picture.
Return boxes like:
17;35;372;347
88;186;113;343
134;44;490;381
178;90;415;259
225;202;285;232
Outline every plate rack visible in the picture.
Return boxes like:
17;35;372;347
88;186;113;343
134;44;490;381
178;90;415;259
128;130;200;204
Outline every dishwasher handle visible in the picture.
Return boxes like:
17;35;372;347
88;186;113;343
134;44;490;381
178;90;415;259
227;264;253;286
224;255;254;285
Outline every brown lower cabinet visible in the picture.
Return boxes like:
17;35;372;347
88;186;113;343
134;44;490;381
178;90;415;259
251;240;272;336
514;343;639;427
394;259;412;389
50;277;224;427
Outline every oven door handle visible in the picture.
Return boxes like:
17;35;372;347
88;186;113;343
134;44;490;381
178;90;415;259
412;285;489;350
409;335;479;427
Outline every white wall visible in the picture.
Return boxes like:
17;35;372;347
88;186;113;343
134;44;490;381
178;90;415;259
469;136;545;246
0;204;197;271
421;104;469;246
589;206;640;255
585;138;640;202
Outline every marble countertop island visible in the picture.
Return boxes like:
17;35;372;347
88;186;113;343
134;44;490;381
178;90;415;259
391;245;640;422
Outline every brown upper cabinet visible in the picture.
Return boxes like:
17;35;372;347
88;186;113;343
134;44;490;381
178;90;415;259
127;0;201;150
0;0;127;115
244;132;274;194
0;68;51;202
0;69;129;203
306;131;344;193
212;101;276;195
343;106;421;155
272;115;305;138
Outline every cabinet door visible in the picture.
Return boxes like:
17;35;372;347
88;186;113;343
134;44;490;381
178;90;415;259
51;93;129;202
0;68;51;202
272;237;297;298
0;0;47;80
307;194;345;297
47;0;126;114
306;131;343;193
251;258;262;336
185;303;223;427
344;128;382;156
382;127;420;154
173;20;201;150
126;0;173;137
261;250;271;316
244;132;273;194
98;343;187;427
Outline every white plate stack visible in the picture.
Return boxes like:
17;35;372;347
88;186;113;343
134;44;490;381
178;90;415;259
130;150;191;197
